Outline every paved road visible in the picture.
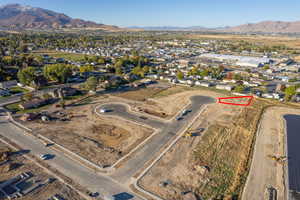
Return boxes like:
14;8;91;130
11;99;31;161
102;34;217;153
0;95;214;199
99;96;215;183
0;83;79;107
0;114;142;200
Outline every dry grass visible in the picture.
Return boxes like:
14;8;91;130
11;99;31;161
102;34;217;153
186;34;300;49
192;99;268;199
113;87;167;101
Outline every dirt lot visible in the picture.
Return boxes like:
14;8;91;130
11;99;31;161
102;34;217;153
0;141;84;200
243;107;300;200
127;86;222;119
113;86;167;102
186;34;300;49
22;98;153;167
139;97;268;200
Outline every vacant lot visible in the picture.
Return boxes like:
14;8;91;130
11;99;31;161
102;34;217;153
0;142;84;200
139;97;268;200
121;86;221;120
186;34;300;49
113;86;169;102
23;98;153;167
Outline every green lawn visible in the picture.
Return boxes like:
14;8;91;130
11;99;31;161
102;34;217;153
31;51;95;62
9;86;29;94
5;102;53;114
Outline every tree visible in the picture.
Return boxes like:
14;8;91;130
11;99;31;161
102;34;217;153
97;57;106;65
188;66;200;76
176;71;184;80
79;65;95;74
44;64;73;83
200;69;209;77
17;67;36;86
285;85;296;101
115;67;123;75
263;64;270;70
143;66;150;74
233;73;243;80
22;93;34;102
85;76;98;91
132;66;144;77
234;85;245;93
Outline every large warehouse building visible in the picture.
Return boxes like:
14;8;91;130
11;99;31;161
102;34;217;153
199;53;271;67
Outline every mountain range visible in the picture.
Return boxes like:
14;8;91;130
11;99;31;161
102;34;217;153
130;21;300;33
0;4;120;31
1;4;300;33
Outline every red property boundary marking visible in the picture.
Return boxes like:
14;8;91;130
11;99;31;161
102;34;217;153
218;96;254;106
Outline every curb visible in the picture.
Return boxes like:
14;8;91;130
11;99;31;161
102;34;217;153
132;104;209;200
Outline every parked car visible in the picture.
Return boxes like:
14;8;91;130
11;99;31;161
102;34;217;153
40;154;55;160
100;108;108;113
176;116;183;121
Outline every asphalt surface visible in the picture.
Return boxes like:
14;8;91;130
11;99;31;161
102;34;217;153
0;83;79;107
284;114;300;199
0;115;142;200
99;96;215;183
0;94;214;199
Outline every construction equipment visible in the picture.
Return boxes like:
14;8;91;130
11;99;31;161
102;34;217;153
267;155;287;164
183;132;192;138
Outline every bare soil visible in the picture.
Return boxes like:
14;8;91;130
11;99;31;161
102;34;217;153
23;98;153;167
139;97;267;200
0;141;84;200
131;86;222;119
243;107;300;200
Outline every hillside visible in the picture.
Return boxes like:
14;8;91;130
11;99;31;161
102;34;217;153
225;20;300;33
0;4;121;31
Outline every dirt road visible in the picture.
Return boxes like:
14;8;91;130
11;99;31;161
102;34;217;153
243;107;300;200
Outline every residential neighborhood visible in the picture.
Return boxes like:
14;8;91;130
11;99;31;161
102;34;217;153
1;1;300;200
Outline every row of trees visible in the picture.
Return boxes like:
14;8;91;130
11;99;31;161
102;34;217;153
17;64;74;87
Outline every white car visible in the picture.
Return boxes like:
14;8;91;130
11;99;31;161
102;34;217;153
40;154;48;160
100;108;108;113
40;154;54;160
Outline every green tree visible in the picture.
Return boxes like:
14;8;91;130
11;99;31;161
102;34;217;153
200;69;209;77
44;64;73;83
132;66;144;77
115;67;123;75
285;85;296;101
176;71;184;80
17;67;36;86
263;64;270;70
85;76;98;91
234;85;245;93
97;57;106;65
79;65;95;74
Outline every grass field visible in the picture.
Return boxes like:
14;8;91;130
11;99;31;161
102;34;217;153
5;102;52;114
31;50;95;62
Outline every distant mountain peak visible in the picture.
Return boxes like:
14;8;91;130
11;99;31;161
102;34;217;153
0;3;120;31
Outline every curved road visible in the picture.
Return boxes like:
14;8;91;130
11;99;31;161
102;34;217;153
98;96;215;183
0;95;214;199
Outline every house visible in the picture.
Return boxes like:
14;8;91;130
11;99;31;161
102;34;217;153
200;82;213;87
19;98;50;110
262;93;274;99
186;80;194;85
50;87;79;98
216;84;234;91
0;89;10;97
0;80;17;89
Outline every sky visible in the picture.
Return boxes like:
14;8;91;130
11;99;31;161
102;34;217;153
1;0;300;27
